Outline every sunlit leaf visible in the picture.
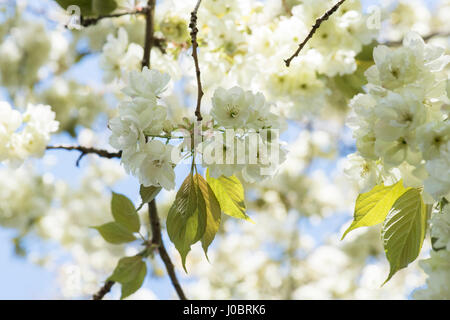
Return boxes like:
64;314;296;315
206;169;252;222
342;180;408;239
166;173;207;271
382;188;427;284
196;174;221;258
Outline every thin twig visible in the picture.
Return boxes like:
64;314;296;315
189;0;204;122
384;31;450;46
77;9;147;28
46;145;121;167
142;0;156;69
148;201;187;300
284;0;346;67
93;280;115;300
281;0;292;17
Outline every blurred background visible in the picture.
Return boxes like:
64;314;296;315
0;0;446;299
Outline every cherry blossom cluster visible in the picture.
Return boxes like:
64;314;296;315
346;32;450;202
0;101;59;166
108;67;177;190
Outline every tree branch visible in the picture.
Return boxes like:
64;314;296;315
284;0;346;67
142;1;187;300
90;0;187;301
77;9;147;28
142;0;156;69
148;201;187;300
93;280;115;300
281;0;292;17
384;31;450;46
74;6;166;54
189;0;204;122
46;145;121;167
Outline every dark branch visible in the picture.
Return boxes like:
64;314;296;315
90;0;187;301
93;280;115;300
143;0;187;300
142;0;156;69
78;9;147;28
148;201;187;300
284;0;346;67
90;1;158;301
46;145;121;167
153;36;167;54
72;6;166;54
189;0;204;122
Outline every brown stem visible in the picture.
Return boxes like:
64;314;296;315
189;0;204;122
78;9;147;28
148;201;187;300
91;0;188;301
385;31;450;46
284;0;346;67
46;145;121;167
142;0;156;69
142;1;187;300
281;0;292;17
92;280;115;300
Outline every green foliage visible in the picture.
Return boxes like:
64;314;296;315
206;169;252;222
355;41;378;61
166;174;207;271
328;42;375;101
196;174;221;258
332;61;373;100
164;169;256;269
382;188;427;283
55;0;95;16
109;256;147;299
342;181;428;283
93;192;140;244
93;222;137;244
137;185;162;210
55;0;117;16
111;192;140;233
342;180;408;239
92;0;117;15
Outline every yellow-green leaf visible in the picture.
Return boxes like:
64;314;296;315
196;175;221;258
93;222;137;244
166;173;207;271
382;188;427;284
206;169;252;222
111;192;140;233
342;180;408;240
